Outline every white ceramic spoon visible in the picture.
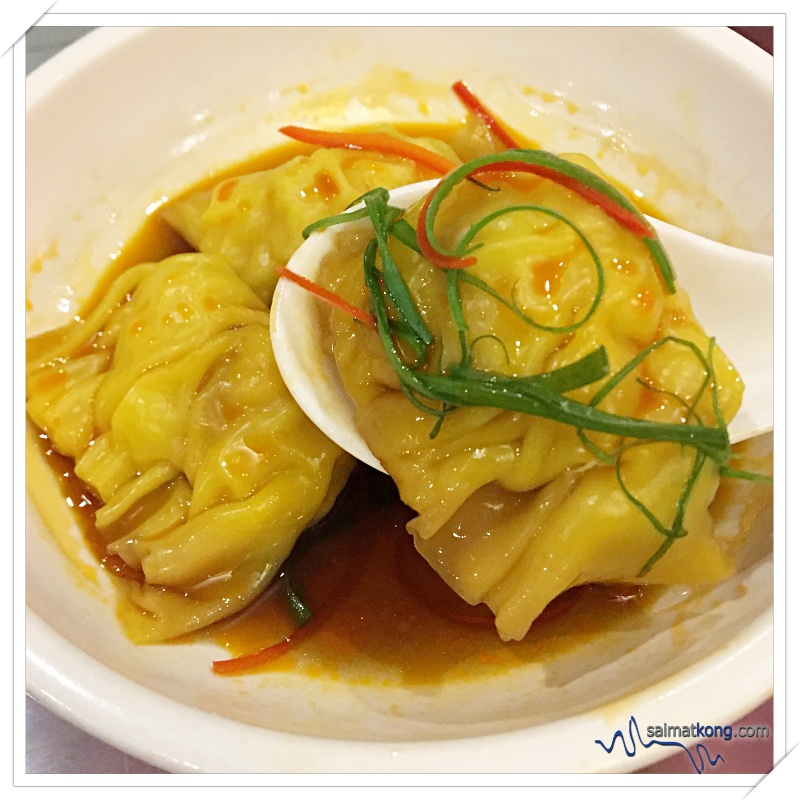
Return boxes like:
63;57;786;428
270;179;773;473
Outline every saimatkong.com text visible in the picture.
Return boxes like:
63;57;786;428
646;722;770;742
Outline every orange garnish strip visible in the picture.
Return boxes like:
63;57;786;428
451;80;521;150
275;266;377;330
470;162;653;239
278;125;457;175
212;634;301;675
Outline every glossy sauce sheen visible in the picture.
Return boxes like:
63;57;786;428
206;467;651;684
36;419;651;684
30;125;665;685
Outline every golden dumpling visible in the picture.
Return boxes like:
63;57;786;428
315;153;744;641
27;253;353;642
163;129;460;304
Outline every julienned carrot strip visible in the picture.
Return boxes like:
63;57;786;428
470;162;653;239
278;126;457;175
451;80;521;150
212;634;300;675
450;85;652;239
276;266;377;330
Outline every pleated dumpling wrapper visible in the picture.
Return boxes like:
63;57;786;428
163;128;460;305
316;157;744;642
27;253;354;642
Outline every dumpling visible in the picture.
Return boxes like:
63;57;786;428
315;154;743;641
27;252;354;642
163;129;460;304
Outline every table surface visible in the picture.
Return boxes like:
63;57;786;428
24;24;774;776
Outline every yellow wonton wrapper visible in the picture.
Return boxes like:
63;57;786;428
317;168;744;641
27;253;353;642
164;130;459;304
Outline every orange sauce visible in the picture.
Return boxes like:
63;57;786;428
308;170;341;203
32;425;651;685
532;259;564;298
203;467;650;684
30;431;145;582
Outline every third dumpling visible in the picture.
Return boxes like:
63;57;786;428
27;252;354;642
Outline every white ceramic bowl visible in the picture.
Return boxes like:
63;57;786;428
26;26;773;773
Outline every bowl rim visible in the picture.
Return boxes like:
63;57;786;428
26;24;774;103
25;24;774;775
26;606;772;773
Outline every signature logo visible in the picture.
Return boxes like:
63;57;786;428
595;716;725;773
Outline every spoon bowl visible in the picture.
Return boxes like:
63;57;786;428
270;179;773;472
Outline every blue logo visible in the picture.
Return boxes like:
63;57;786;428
595;716;725;773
